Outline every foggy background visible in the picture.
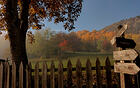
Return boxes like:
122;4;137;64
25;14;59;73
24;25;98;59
0;35;10;59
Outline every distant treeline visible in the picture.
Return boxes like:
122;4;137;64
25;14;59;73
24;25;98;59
26;28;115;59
27;28;140;59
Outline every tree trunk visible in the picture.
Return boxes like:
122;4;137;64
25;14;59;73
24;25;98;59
5;0;30;66
8;30;28;66
5;0;30;87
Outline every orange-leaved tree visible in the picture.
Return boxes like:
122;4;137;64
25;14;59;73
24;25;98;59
0;0;82;65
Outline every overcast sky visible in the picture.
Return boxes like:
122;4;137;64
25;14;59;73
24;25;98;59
44;0;140;32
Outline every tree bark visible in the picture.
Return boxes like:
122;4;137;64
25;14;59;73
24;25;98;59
8;30;28;66
5;0;30;66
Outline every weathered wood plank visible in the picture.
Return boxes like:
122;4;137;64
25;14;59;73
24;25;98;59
67;60;72;88
118;48;125;88
110;24;128;45
96;58;102;88
58;61;63;88
6;63;10;88
26;64;29;88
116;24;128;37
105;57;112;88
42;62;47;88
113;49;138;60
0;63;3;88
12;62;16;88
120;72;125;88
114;63;140;74
50;61;55;88
3;63;9;88
26;62;32;88
86;59;92;88
34;62;39;88
110;37;116;45
19;62;23;88
76;59;82;88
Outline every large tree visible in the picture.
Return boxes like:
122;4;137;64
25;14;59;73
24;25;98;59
0;0;82;65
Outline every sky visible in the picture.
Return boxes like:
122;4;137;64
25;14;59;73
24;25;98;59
44;0;140;32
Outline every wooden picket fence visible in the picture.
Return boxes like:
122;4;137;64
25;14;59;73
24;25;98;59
0;57;138;88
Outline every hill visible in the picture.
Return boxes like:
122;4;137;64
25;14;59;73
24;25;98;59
101;16;140;34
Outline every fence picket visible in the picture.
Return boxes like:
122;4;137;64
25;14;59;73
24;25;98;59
26;63;32;88
86;59;92;88
34;62;39;88
0;63;3;88
76;59;82;88
26;64;29;88
67;60;72;88
50;61;55;88
125;74;133;88
19;62;23;88
58;60;63;88
96;58;102;88
12;62;16;88
0;58;137;88
42;62;47;88
105;57;112;88
3;63;8;88
6;63;10;88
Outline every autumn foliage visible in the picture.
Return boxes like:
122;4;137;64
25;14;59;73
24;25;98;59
59;40;68;50
54;29;115;53
26;28;140;59
0;0;82;30
76;30;115;41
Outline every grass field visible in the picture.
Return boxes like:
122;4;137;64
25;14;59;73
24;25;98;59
29;52;114;69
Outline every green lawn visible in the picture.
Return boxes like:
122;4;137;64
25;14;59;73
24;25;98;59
29;52;114;69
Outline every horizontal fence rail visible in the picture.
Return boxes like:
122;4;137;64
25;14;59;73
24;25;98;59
31;66;114;72
0;57;138;88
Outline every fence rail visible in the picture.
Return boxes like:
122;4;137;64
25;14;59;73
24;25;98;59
0;57;138;88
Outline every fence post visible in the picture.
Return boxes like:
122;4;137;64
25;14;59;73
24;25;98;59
19;62;23;88
12;62;16;88
67;59;72;88
58;60;63;88
0;63;3;88
105;57;112;88
86;59;92;88
34;62;39;88
96;58;102;88
50;61;55;88
76;59;82;88
26;62;32;88
42;62;47;88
